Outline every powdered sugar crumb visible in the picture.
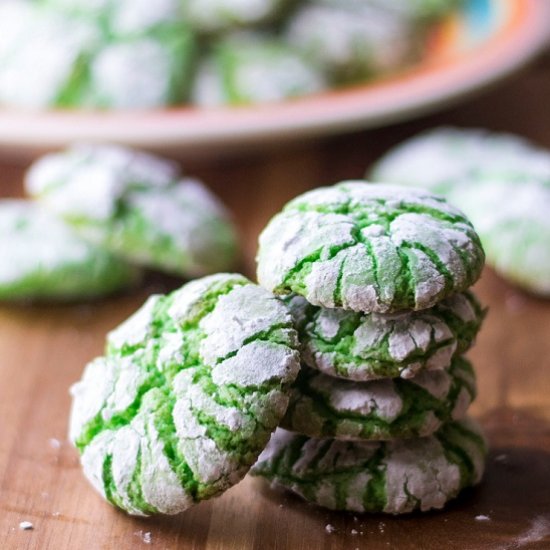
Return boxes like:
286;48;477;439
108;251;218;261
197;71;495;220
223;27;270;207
325;524;336;534
134;530;152;544
475;514;491;521
19;521;33;530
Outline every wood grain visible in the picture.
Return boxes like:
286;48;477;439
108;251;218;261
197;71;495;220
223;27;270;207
1;55;550;550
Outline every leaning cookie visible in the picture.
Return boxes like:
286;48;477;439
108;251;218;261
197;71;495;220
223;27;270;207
286;291;484;380
252;417;487;514
281;357;475;441
257;182;485;313
69;273;300;516
0;200;139;301
26;144;238;277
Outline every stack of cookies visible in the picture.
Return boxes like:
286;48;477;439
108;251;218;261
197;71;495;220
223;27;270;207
252;182;488;514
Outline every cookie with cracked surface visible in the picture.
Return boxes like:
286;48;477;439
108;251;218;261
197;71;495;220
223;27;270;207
286;291;484;380
69;273;301;516
252;417;487;514
286;2;423;85
183;0;290;34
0;200;139;301
0;2;100;109
280;356;476;441
192;34;326;107
26;144;237;277
257;182;485;313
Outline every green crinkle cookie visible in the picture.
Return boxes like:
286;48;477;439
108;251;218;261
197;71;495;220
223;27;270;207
370;127;550;295
252;417;487;514
26;144;238;277
192;33;326;107
0;2;100;109
257;182;485;313
69;273;301;516
371;127;550;196
281;356;476;441
0;200;139;301
286;2;424;85
44;0;188;39
184;0;291;34
286;291;484;380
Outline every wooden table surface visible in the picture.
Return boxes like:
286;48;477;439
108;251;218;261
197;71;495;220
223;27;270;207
2;54;550;550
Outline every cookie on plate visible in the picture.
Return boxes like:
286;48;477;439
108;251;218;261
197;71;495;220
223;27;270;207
184;0;290;35
26;144;238;277
0;2;100;109
257;182;485;313
286;291;484;380
69;273;300;515
252;417;487;513
0;200;139;301
86;32;196;109
286;2;422;85
192;34;326;107
281;356;475;440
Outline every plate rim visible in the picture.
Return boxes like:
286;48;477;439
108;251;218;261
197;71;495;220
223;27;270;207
0;0;548;152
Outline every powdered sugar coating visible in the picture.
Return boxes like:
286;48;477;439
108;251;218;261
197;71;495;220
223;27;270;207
252;418;487;514
184;0;286;33
286;2;419;83
257;182;484;313
26;145;237;276
0;2;99;109
287;291;484;380
193;34;326;106
89;40;175;109
0;199;138;300
281;357;475;440
371;127;550;195
70;274;300;516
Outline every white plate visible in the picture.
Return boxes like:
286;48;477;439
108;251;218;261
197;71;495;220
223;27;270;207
0;0;548;158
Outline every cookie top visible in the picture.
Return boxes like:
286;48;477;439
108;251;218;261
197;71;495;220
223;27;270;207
451;176;550;295
252;417;487;514
281;356;476;441
69;273;300;516
370;127;550;196
26;144;237;277
257;182;485;313
0;200;139;301
286;291;484;380
192;34;326;107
